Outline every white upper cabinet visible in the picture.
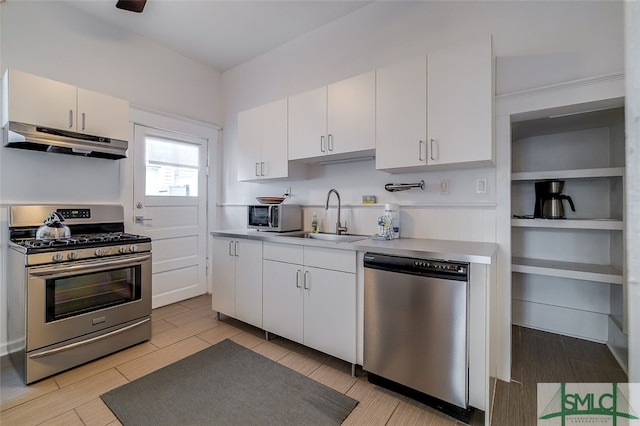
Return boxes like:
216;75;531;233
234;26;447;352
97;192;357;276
237;98;288;181
3;69;129;141
427;36;494;168
375;37;494;172
288;87;327;160
376;56;427;171
288;71;375;162
327;71;376;157
76;88;129;141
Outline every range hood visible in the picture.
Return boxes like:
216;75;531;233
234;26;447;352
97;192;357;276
3;122;128;160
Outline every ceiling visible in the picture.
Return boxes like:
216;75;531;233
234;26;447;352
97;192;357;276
63;0;372;72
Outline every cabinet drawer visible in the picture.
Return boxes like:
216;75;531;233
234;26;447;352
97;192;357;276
263;242;303;264
304;246;355;273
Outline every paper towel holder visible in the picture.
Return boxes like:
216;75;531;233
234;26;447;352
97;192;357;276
384;180;425;192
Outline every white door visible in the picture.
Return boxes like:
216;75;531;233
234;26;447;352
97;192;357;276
133;124;208;308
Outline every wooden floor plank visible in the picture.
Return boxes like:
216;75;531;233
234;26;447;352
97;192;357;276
3;296;630;426
38;409;85;426
115;336;210;382
74;398;119;426
1;369;127;426
308;364;358;394
0;359;59;412
343;380;400;426
163;304;218;327
491;325;629;425
150;315;219;348
53;342;157;389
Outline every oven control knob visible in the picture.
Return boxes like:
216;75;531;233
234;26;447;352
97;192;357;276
52;253;64;262
95;248;104;256
130;245;138;253
67;252;79;260
119;246;128;254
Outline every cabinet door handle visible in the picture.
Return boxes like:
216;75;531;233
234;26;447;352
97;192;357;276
303;270;310;290
328;134;333;152
234;241;239;257
81;112;86;131
228;241;234;256
296;270;302;288
69;110;74;129
429;139;437;161
255;162;260;176
419;140;425;161
260;162;265;176
320;135;325;153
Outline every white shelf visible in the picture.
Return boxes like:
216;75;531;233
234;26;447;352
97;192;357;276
511;167;624;181
512;257;623;285
511;218;624;230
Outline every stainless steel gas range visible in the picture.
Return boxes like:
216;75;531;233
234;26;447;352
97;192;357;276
7;204;152;384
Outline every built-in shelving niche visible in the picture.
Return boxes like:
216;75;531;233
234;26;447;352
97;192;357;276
510;104;628;372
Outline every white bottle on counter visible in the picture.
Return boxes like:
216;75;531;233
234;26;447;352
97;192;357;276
384;203;400;239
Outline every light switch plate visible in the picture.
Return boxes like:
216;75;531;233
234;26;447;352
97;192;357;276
476;178;487;194
439;179;449;195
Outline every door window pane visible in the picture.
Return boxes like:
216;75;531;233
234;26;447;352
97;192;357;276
145;137;199;196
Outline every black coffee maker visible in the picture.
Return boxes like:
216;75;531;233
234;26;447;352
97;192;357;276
534;180;575;219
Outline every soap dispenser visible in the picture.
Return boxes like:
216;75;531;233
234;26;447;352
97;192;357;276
311;213;318;233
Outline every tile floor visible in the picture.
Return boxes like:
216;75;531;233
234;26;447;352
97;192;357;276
1;294;471;425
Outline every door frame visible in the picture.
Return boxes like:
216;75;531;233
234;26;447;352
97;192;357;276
124;106;221;295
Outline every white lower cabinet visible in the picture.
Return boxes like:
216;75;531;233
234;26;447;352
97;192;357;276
262;260;304;343
211;237;263;328
262;242;356;363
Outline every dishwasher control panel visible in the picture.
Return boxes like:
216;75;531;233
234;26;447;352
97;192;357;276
364;252;468;279
412;260;467;274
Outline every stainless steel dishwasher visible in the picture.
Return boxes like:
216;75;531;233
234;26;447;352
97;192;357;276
363;252;469;414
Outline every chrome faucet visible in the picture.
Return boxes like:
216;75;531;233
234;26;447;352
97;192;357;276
325;189;348;235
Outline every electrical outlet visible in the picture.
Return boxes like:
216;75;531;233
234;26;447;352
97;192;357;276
439;179;449;195
284;187;291;197
476;179;487;194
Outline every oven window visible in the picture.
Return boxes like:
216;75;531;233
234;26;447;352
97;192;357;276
46;266;141;322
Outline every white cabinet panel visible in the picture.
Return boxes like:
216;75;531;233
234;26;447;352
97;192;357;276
287;71;375;162
288;87;327;160
2;69;129;141
212;237;263;328
262;245;357;363
211;237;237;317
263;259;304;343
303;266;356;363
376;56;427;171
77;88;129;141
237;98;288;181
304;246;355;273
235;239;263;328
427;37;494;167
263;241;303;264
327;71;376;156
3;69;76;131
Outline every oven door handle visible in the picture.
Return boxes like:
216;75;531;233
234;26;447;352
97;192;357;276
29;254;151;279
28;317;151;359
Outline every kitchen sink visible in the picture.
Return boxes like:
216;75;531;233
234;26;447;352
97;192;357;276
282;232;368;242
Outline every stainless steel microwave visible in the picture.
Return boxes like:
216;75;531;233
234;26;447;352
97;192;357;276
247;204;302;232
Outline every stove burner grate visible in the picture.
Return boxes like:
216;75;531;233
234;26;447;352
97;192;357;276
13;232;148;249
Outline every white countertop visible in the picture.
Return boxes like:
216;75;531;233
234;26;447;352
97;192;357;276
211;229;497;264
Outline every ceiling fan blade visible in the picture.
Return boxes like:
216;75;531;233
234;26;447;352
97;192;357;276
116;0;147;13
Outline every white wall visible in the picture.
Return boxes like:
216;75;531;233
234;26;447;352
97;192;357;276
0;1;223;355
624;0;640;382
219;0;623;235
